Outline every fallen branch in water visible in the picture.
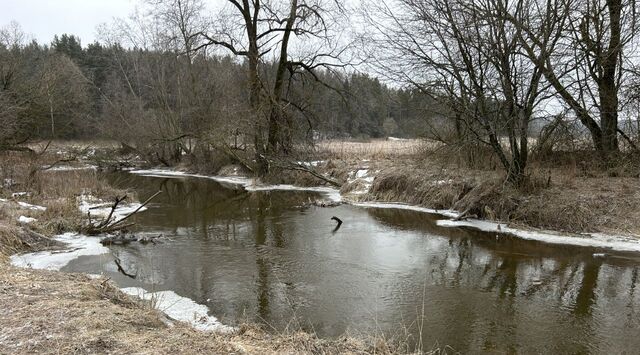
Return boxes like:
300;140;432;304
114;255;136;279
101;233;162;246
331;216;343;233
84;191;162;235
108;191;162;229
92;195;128;229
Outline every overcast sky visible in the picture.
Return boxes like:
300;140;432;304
1;0;137;45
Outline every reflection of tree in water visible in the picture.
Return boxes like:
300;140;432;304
248;191;306;323
254;192;270;320
106;173;314;241
573;260;602;316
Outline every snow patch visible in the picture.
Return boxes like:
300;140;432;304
295;160;324;167
17;216;36;224
11;192;29;198
346;169;375;195
121;287;236;333
3;178;16;187
17;201;46;211
10;233;109;270
355;169;369;179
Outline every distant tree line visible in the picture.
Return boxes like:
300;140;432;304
0;20;441;161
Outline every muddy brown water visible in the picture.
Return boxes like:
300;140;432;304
64;172;640;353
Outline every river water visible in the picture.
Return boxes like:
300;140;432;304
63;172;640;353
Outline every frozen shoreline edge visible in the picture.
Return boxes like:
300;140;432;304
9;234;235;333
131;168;640;253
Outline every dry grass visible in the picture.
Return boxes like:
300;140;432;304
316;139;436;160
0;265;394;354
0;150;130;241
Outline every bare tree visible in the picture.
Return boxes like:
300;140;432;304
199;0;350;174
510;0;639;157
0;22;29;149
364;0;553;183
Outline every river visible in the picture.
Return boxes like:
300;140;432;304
62;172;640;353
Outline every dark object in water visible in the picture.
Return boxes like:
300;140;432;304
101;233;162;246
331;216;343;233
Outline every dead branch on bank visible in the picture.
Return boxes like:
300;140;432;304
268;158;343;187
83;191;162;235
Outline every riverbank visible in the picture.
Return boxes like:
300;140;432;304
0;265;382;354
266;139;640;239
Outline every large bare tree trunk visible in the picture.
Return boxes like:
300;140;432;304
267;0;298;155
599;0;622;154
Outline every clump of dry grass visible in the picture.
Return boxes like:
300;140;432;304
0;224;62;262
0;149;130;258
366;166;474;210
0;224;23;262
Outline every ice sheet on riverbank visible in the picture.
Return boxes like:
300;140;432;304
130;169;342;202
10;233;109;270
121;287;236;333
354;201;640;253
437;219;640;252
353;201;460;219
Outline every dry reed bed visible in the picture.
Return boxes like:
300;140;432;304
316;139;437;160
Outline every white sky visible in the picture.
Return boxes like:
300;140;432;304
1;0;138;45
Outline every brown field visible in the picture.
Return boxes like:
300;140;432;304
316;139;437;160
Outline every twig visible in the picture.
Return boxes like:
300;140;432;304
114;256;136;279
96;195;128;229
108;190;162;228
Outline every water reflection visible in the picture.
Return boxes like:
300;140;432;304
64;173;640;353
